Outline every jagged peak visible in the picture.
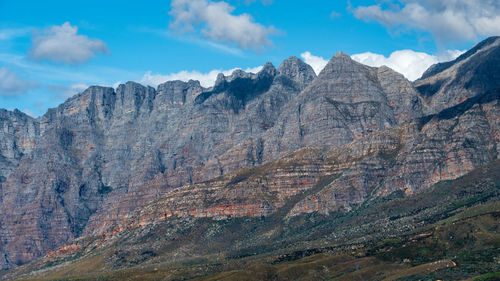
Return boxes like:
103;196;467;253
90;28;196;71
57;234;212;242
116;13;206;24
116;81;148;92
195;63;276;105
277;56;308;72
261;62;276;72
157;79;202;91
213;63;276;88
316;50;368;79
334;51;350;58
0;108;34;120
277;56;316;86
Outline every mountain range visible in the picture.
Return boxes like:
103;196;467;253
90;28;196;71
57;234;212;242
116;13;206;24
0;37;499;280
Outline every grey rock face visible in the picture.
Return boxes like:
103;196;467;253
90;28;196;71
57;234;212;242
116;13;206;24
290;89;500;216
258;52;423;159
0;37;498;270
0;110;39;182
415;36;500;114
0;58;317;268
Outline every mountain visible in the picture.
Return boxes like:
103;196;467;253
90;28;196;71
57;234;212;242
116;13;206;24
0;37;499;280
0;109;38;183
415;36;500;114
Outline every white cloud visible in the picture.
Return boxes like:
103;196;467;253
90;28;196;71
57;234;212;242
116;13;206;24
300;49;464;81
0;27;31;40
330;11;341;19
353;0;500;44
140;66;263;88
112;81;122;89
300;51;328;75
169;0;277;49
29;22;108;64
0;67;37;96
352;49;464;81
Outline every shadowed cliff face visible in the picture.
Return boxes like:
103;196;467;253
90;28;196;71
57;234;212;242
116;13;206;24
0;58;317;269
92;88;498;233
0;110;39;184
415;36;500;114
0;37;499;270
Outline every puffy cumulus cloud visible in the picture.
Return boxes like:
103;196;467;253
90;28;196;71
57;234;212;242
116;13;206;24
300;51;328;75
353;0;500;44
169;0;277;49
29;22;108;64
300;49;464;81
0;67;37;96
140;66;263;88
352;49;464;81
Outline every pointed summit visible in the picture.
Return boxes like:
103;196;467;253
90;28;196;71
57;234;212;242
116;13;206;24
277;56;316;87
317;50;369;80
258;62;277;78
334;51;350;58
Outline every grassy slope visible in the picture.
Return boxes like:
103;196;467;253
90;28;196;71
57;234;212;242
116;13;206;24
5;160;500;281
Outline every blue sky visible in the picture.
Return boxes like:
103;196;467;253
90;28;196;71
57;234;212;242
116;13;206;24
1;0;499;117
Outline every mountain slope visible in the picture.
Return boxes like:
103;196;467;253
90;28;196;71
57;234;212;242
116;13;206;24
415;36;500;114
5;158;499;281
0;37;499;274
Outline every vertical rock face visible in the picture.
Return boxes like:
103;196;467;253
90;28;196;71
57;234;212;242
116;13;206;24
414;36;500;114
289;90;500;216
0;109;39;184
0;58;318;268
0;37;499;270
259;51;422;159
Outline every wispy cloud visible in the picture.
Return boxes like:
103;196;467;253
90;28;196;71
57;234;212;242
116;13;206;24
131;26;245;56
353;0;500;45
0;27;31;40
169;0;278;50
0;67;38;96
29;22;108;64
244;0;273;5
0;52;137;85
49;83;89;99
330;11;341;19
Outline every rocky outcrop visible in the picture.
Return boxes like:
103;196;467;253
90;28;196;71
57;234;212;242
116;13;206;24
83;87;498;235
415;36;500;114
0;109;38;184
104;88;498;229
290;89;500;215
0;58;317;269
0;37;499;270
256;51;422;159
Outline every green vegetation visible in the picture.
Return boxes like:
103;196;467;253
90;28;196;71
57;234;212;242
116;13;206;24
5;160;500;281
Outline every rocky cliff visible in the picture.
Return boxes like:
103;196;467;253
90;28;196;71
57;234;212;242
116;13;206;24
415;36;500;114
0;109;38;184
0;37;499;271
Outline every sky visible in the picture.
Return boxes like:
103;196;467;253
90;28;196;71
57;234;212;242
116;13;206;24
1;0;499;117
